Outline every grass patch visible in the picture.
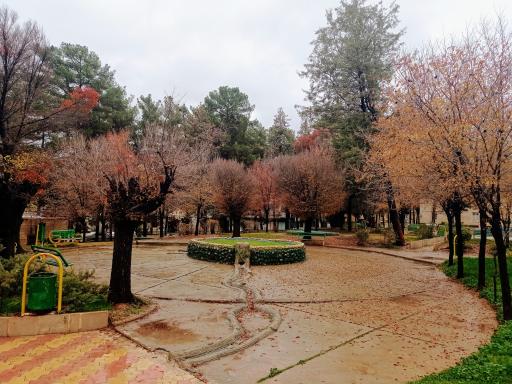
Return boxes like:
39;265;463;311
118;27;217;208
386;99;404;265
203;237;295;247
413;257;512;384
243;232;292;240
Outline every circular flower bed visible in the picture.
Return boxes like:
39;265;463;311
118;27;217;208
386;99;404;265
187;237;306;265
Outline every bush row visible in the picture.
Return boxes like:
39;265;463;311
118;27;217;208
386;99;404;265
187;240;306;265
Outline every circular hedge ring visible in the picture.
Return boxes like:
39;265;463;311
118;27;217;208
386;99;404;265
187;237;306;265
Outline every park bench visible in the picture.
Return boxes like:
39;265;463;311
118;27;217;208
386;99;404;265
49;229;78;245
30;245;73;267
287;230;337;246
473;228;492;237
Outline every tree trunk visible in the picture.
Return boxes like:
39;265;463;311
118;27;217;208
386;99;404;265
94;213;100;242
232;216;241;238
347;195;353;232
478;209;487;290
454;207;464;279
285;208;290;230
490;209;512;320
399;208;407;233
446;209;454;266
265;209;269;232
108;219;137;304
159;208;164;238
194;204;201;236
386;182;404;246
415;207;420;224
142;218;148;237
304;217;313;239
82;217;87;243
100;211;106;241
0;192;27;257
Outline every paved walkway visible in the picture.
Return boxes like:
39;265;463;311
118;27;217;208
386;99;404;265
0;330;200;384
58;244;496;384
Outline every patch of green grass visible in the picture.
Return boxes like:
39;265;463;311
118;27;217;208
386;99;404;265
243;232;291;240
413;257;512;384
203;237;295;247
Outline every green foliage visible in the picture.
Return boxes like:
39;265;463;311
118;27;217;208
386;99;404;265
267;108;295;157
204;86;266;165
414;258;512;383
50;42;136;136
355;228;369;245
382;229;396;247
50;43;114;94
301;0;403;118
205;238;295;247
417;224;434;240
0;254;109;314
187;239;306;265
461;227;473;243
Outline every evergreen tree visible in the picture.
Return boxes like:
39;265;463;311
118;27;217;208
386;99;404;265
267;108;295;157
51;43;135;136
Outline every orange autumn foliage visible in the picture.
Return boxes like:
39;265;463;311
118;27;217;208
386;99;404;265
60;86;99;114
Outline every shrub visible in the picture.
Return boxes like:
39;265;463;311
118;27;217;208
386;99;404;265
0;254;109;314
187;239;306;265
417;224;434;240
355;228;369;246
383;229;396;246
461;227;473;243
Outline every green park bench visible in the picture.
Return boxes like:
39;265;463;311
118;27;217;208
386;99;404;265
473;228;492;237
407;224;421;232
287;230;337;246
49;229;78;246
30;245;73;267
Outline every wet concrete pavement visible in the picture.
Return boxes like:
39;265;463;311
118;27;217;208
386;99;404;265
64;244;498;384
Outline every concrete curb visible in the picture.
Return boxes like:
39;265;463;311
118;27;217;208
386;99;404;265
0;311;109;337
110;301;159;327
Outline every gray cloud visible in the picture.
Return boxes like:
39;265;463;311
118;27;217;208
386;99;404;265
4;0;512;129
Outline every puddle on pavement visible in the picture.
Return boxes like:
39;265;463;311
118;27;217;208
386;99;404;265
136;320;199;344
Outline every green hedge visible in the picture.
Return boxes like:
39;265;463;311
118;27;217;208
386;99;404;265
187;239;306;265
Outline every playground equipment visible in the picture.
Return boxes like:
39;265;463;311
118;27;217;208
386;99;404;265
21;253;64;316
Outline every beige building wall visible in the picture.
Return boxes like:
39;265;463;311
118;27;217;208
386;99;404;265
20;214;69;246
419;202;480;227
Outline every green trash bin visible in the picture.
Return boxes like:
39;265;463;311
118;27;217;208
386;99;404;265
27;272;57;312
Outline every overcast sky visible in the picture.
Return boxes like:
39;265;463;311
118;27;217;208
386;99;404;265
5;0;512;129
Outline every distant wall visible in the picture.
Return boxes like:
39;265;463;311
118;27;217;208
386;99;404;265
20;216;69;246
419;202;480;227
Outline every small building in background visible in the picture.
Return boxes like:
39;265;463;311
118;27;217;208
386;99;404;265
419;202;480;227
20;212;69;246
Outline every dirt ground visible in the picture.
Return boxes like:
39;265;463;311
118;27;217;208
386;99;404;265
63;243;497;384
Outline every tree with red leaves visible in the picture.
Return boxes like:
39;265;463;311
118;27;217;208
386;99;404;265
275;146;345;234
0;7;98;257
210;159;253;237
249;160;276;232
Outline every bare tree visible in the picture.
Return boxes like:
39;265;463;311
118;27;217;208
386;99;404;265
275;146;345;234
210;159;253;237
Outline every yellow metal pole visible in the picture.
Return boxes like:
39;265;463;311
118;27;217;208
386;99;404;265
21;253;64;316
35;225;39;246
453;234;458;259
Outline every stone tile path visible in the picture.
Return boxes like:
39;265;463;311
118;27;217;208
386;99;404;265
0;330;200;384
57;244;497;384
